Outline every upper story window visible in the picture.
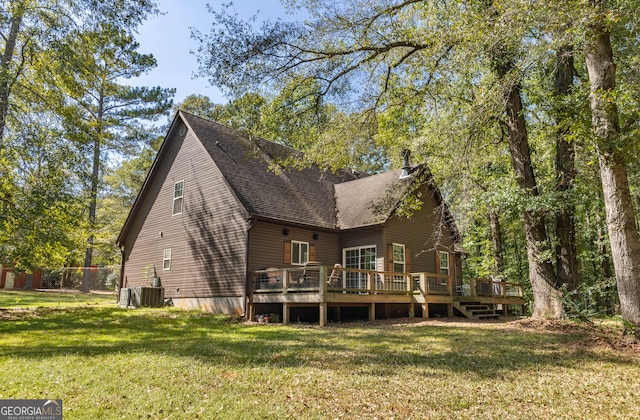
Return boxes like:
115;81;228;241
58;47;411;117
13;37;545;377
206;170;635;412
392;244;405;273
173;180;184;215
291;241;309;266
439;251;450;276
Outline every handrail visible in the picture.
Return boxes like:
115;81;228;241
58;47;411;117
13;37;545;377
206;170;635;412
469;278;524;298
251;268;524;300
254;266;415;294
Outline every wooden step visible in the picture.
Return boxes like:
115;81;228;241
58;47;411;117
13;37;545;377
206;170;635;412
454;301;500;320
476;313;501;320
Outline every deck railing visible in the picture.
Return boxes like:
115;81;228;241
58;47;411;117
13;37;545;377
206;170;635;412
254;266;414;294
412;272;452;295
327;267;413;294
469;278;524;297
253;267;523;298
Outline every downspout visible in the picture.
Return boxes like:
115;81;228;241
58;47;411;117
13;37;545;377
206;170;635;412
243;216;257;318
118;246;126;292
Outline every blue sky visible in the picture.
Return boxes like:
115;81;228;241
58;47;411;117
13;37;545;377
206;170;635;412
134;0;294;104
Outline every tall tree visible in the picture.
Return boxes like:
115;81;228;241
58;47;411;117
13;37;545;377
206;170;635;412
46;23;173;289
583;0;640;336
1;0;162;272
485;29;562;318
553;45;579;293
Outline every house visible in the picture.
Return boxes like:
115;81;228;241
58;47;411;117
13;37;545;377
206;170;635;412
117;111;523;324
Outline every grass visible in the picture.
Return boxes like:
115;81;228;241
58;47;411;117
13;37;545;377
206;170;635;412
0;302;638;419
0;290;117;309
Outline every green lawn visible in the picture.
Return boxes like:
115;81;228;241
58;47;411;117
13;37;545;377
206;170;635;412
0;290;117;309
0;306;638;419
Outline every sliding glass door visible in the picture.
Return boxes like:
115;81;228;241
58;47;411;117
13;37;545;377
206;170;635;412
343;246;376;290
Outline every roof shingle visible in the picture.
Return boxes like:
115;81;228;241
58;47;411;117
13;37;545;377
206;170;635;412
183;112;359;229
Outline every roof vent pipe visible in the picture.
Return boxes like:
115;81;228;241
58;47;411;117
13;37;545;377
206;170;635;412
399;149;417;179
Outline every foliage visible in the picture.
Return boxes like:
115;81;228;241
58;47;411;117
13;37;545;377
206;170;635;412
177;89;389;173
563;277;619;321
0;2;174;269
193;0;640;319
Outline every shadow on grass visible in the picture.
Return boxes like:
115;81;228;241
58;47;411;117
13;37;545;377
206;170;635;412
0;290;117;308
0;307;635;379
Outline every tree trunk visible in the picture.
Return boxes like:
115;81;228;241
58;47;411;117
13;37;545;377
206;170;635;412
554;45;579;292
81;134;99;292
595;212;612;279
502;74;563;318
81;93;104;292
0;3;24;146
489;210;504;276
585;10;640;336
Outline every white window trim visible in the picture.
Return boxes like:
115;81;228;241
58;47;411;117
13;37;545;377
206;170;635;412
291;240;309;266
392;243;405;273
342;245;377;269
173;180;184;216
439;251;450;282
163;248;172;271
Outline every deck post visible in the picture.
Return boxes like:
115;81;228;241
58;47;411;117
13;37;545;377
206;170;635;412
247;299;255;321
422;303;429;319
282;269;288;294
319;266;327;297
447;303;454;317
283;302;290;325
247;298;254;322
369;302;375;322
319;302;327;327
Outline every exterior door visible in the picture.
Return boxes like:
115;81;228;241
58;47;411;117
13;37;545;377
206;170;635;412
343;246;376;290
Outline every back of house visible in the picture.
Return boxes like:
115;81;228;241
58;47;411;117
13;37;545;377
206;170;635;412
117;111;464;318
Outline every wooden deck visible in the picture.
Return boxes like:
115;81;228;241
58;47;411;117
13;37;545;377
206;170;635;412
249;266;525;325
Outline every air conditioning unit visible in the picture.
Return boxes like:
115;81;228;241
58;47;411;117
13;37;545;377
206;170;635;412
119;287;132;307
119;286;164;308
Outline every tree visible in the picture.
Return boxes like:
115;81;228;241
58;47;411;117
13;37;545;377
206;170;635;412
178;86;387;173
583;0;640;336
0;0;160;148
0;0;163;273
44;23;173;289
0;110;86;270
553;45;579;293
195;0;568;316
196;0;640;324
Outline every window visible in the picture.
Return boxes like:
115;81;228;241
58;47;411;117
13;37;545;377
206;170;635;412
343;246;376;289
173;180;184;215
439;251;450;276
291;241;309;265
163;248;172;270
392;244;405;273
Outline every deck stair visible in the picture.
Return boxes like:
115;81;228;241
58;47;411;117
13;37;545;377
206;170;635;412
454;301;500;320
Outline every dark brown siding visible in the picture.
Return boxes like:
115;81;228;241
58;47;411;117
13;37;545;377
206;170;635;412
383;185;459;275
122;120;248;300
339;226;384;271
248;222;340;271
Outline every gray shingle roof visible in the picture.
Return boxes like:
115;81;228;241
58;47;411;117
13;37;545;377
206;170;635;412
334;169;417;229
182;112;360;229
